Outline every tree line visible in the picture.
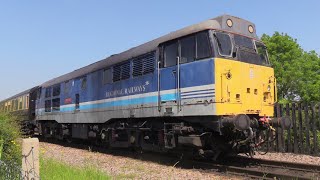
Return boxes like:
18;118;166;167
262;32;320;103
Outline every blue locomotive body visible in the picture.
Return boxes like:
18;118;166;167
36;57;215;123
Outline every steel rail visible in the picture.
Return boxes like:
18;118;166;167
191;156;320;179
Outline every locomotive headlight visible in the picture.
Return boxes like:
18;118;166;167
248;25;254;33
267;85;271;92
226;19;233;27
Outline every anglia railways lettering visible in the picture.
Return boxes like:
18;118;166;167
106;81;150;98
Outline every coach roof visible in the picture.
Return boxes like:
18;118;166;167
41;14;257;87
0;86;38;103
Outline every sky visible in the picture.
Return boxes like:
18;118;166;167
0;0;319;100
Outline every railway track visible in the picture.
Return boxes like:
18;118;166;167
40;138;320;179
183;156;320;179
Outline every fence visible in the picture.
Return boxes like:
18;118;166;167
0;160;23;179
0;138;40;180
269;103;320;156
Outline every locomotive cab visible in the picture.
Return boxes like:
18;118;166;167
213;31;275;117
157;15;288;158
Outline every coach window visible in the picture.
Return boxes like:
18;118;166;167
19;98;23;110
22;96;25;109
11;100;14;111
214;32;233;57
196;32;211;59
26;95;29;109
180;35;195;64
14;99;18;111
164;41;178;67
8;103;11;112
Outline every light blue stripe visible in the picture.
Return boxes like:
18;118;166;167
60;107;76;112
57;93;177;112
40;89;215;114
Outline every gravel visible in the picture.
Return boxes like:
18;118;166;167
40;142;320;179
40;142;237;179
253;152;320;165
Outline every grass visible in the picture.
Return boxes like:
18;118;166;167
40;157;111;180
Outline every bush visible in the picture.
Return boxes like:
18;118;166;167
0;112;21;164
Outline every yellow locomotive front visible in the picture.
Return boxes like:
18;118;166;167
214;53;275;117
211;16;275;118
203;16;291;157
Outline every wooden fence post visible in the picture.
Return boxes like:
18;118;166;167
276;103;284;152
286;103;292;152
304;103;311;154
298;103;304;153
311;103;318;155
292;103;298;153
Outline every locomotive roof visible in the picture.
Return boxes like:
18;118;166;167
42;14;258;88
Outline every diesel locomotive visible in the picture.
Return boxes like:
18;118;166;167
0;15;290;159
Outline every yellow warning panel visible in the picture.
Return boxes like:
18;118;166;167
214;58;275;116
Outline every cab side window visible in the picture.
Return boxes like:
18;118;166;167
164;41;178;67
196;32;211;59
180;35;195;64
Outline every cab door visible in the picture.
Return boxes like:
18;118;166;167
159;40;180;113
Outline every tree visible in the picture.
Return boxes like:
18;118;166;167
297;51;320;102
261;32;320;102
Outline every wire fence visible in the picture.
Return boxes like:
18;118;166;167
1;145;40;180
0;160;23;180
21;147;40;179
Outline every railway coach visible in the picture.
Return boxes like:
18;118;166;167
0;87;38;135
2;15;290;159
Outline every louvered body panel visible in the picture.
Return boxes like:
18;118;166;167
132;51;155;77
